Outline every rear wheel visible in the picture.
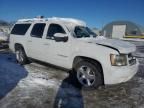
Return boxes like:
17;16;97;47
15;46;28;65
74;60;103;89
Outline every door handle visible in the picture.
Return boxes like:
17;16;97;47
28;40;32;42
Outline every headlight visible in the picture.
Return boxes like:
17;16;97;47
110;54;127;66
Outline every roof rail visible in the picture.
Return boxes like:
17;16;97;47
18;18;48;22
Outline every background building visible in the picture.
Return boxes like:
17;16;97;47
101;21;144;39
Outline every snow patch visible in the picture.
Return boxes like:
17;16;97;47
32;78;58;87
48;17;86;26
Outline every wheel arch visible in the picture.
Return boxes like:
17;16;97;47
14;43;25;51
73;56;104;84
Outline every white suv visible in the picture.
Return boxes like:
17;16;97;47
9;17;139;89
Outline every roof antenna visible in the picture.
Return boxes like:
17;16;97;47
36;15;44;19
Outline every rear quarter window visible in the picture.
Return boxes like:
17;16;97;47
11;24;31;35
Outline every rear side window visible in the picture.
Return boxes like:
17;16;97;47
31;23;46;38
11;24;31;35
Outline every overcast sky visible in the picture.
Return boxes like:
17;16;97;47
0;0;144;28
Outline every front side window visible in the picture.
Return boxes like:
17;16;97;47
74;26;97;38
31;23;46;38
47;24;66;39
11;24;31;35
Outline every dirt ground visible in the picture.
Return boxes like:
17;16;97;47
0;42;144;108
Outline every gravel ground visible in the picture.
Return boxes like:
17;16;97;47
0;42;144;108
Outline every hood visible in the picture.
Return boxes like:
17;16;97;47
78;36;136;54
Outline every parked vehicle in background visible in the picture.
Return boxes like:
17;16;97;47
9;17;139;89
0;30;9;48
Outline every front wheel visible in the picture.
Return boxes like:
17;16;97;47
74;60;103;89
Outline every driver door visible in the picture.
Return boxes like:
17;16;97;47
42;23;71;68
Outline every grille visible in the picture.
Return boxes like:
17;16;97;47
128;53;136;65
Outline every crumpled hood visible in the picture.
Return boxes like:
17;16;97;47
79;36;136;54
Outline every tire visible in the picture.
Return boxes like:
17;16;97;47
74;60;103;89
15;46;28;65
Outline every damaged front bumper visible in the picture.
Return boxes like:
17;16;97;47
104;60;139;84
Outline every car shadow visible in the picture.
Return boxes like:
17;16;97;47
0;52;28;100
53;70;84;108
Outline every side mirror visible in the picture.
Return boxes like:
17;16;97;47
54;33;68;42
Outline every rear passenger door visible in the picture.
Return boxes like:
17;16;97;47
27;23;46;60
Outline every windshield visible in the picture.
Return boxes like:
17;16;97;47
74;26;97;38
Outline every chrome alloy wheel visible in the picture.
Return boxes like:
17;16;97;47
16;50;24;63
77;65;96;87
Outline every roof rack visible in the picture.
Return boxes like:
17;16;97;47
18;16;47;22
17;17;86;26
18;18;48;22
